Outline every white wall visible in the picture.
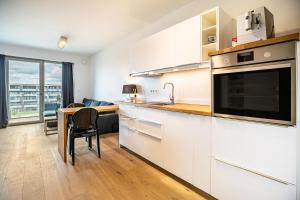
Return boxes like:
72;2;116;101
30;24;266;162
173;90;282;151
0;43;92;102
297;41;300;200
90;0;300;104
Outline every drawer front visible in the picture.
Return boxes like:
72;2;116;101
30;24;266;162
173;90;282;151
212;117;297;184
135;108;165;167
211;158;296;200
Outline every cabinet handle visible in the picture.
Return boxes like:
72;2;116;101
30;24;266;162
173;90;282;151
120;124;136;132
136;129;162;140
119;114;136;120
138;119;162;126
213;156;295;185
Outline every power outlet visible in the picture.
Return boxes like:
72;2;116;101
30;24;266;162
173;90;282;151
150;89;159;94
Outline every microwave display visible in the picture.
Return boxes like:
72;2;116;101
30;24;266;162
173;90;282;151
213;67;291;122
237;51;254;62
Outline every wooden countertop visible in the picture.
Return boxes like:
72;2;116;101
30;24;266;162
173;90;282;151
209;32;299;56
58;105;119;115
119;102;211;116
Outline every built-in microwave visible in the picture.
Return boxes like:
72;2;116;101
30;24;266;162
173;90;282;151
211;41;296;126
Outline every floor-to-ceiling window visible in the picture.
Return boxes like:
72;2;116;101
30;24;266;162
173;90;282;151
7;57;62;125
44;62;63;118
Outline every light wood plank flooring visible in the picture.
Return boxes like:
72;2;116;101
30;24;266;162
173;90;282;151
0;124;208;200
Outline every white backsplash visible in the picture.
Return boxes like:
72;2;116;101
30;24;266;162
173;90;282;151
126;67;211;105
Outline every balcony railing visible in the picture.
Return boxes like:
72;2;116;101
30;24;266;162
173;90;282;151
9;90;62;119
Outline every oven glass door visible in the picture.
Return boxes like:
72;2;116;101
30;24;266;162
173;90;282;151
213;66;292;123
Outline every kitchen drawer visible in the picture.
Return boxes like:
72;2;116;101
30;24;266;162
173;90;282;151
212;117;297;185
135;108;165;167
119;105;136;118
211;158;296;200
136;129;164;167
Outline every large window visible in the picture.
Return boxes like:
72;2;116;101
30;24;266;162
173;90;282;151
44;62;62;118
7;58;62;124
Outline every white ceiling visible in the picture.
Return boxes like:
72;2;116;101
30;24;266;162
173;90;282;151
0;0;194;55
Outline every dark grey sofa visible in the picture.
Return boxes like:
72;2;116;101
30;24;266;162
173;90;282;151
82;98;119;134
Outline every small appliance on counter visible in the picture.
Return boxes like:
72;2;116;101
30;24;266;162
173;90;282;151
122;84;137;103
237;6;275;45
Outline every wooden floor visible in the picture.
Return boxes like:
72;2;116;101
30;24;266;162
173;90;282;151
0;124;207;200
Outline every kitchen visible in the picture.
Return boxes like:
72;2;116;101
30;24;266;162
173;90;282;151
0;0;299;200
92;5;300;200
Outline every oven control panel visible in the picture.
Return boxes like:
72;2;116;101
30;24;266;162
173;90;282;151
211;41;295;69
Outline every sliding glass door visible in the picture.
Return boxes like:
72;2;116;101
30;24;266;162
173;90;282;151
8;58;43;124
7;58;62;125
44;62;62;119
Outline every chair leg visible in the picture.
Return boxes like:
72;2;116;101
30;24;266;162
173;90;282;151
88;136;92;149
96;134;101;158
71;137;75;165
68;130;71;155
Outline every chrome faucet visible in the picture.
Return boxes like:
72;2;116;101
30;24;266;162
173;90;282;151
163;82;175;104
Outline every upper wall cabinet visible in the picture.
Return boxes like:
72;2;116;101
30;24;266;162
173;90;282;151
174;15;201;66
131;26;175;72
130;7;232;73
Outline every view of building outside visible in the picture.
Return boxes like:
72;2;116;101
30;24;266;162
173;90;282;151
8;60;62;121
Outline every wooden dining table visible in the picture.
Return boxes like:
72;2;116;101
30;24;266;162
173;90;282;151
57;105;119;162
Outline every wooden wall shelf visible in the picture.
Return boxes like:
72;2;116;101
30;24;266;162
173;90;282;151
209;33;300;56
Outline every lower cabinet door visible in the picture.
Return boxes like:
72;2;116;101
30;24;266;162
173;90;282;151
135;108;165;167
191;115;211;194
119;115;131;148
136;130;164;167
162;112;194;183
127;128;141;153
119;123;128;147
211;158;297;200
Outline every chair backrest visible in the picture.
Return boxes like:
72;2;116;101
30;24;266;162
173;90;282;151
72;108;98;130
67;103;85;108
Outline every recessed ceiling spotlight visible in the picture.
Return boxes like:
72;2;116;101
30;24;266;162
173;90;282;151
58;36;68;49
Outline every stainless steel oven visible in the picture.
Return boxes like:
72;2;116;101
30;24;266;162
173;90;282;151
211;41;296;126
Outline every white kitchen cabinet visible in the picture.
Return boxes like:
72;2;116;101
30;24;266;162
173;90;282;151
131;37;153;72
131;16;199;71
162;112;195;183
191;115;211;193
174;15;201;66
119;115;129;147
130;7;232;73
211;158;296;200
211;117;297;199
135;108;165;167
147;26;175;70
131;26;175;72
118;105;212;193
162;112;211;189
212;117;297;185
119;105;165;167
118;105;138;151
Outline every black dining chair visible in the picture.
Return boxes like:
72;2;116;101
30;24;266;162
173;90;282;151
67;103;85;127
68;108;100;165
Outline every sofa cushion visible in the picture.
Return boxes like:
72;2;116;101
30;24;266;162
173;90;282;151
82;98;100;107
99;101;114;106
90;100;100;106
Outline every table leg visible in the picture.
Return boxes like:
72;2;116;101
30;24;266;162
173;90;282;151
58;111;67;162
